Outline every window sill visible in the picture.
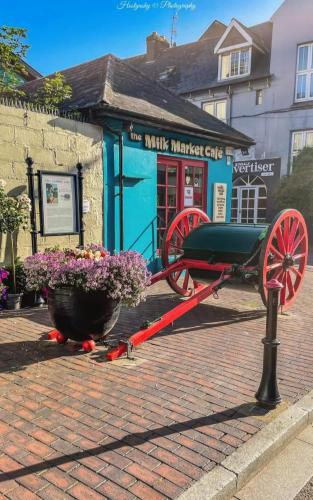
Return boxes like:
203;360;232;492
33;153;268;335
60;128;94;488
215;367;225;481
219;73;251;82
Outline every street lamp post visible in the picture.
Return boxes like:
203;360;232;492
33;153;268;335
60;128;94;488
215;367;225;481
255;278;283;407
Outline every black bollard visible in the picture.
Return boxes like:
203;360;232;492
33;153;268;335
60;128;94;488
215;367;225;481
255;279;283;407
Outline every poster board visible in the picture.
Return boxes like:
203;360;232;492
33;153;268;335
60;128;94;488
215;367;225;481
213;183;227;222
38;172;79;236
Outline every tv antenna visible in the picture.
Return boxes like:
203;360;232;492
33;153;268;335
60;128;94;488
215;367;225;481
170;11;178;47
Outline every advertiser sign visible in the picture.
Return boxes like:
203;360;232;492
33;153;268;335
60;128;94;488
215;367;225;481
233;158;281;180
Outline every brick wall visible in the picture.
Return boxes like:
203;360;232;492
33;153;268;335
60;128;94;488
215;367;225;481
0;103;104;264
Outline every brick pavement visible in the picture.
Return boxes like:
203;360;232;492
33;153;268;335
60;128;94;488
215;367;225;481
0;269;312;499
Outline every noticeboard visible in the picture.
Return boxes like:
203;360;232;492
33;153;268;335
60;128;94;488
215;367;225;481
38;171;80;236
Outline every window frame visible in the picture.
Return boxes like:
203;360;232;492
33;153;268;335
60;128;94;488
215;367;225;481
218;47;252;81
290;129;313;170
295;42;313;102
202;98;228;123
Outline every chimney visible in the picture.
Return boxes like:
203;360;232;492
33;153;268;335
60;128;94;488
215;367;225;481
146;32;170;61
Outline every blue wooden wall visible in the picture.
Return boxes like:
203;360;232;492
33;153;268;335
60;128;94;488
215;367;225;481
103;119;233;271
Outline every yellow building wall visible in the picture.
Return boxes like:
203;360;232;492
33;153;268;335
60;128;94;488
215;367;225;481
0;103;103;264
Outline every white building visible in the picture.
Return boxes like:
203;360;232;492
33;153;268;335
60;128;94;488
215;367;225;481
127;0;313;223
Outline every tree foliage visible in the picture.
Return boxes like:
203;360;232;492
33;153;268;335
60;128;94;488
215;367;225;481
275;147;313;231
0;25;29;97
32;72;72;109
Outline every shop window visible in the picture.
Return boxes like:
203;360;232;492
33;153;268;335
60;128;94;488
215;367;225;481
157;157;207;248
295;43;313;101
203;99;227;123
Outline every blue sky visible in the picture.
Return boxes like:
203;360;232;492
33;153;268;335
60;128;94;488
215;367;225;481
2;0;282;75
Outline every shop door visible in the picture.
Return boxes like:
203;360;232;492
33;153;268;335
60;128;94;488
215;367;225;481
157;156;207;248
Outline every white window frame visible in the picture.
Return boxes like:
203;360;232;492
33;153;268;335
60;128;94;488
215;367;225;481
202;99;227;123
290;129;313;166
295;43;313;102
218;47;252;81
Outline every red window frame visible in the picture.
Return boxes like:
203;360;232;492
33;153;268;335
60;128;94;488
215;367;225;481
157;155;208;249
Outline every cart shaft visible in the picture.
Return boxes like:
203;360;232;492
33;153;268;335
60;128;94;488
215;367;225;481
106;274;230;361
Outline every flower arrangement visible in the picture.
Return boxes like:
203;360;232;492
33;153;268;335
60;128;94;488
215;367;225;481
24;245;151;307
0;180;31;295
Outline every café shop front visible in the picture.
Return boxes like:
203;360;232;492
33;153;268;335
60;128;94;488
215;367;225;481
103;118;253;272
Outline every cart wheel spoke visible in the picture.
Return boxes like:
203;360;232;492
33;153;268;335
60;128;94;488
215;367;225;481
273;267;284;282
175;226;184;241
290;266;302;279
193;214;199;228
286;272;295;298
270;245;284;261
183;270;190;290
293;252;306;261
275;226;286;254
173;270;183;282
291;233;305;254
266;262;283;272
283;217;290;250
183;216;190;235
288;218;299;252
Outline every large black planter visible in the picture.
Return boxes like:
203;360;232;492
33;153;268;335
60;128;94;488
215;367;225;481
48;288;121;342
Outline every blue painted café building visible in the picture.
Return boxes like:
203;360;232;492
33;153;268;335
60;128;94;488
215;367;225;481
23;54;253;271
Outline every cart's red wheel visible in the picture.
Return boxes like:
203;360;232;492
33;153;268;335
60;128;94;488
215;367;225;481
259;209;308;311
162;208;210;296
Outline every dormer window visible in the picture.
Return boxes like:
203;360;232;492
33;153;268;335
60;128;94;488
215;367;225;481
214;19;266;83
220;48;251;80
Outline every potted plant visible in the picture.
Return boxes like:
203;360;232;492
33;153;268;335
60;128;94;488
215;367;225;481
0;180;31;309
23;245;150;350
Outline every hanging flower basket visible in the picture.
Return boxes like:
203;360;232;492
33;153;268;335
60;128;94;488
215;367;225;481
24;245;150;345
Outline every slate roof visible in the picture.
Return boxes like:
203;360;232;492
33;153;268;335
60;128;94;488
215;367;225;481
126;20;273;95
21;54;253;147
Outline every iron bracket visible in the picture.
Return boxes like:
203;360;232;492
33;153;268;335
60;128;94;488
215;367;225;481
120;339;135;360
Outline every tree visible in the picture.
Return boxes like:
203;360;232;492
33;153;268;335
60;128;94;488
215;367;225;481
0;180;31;295
0;25;29;97
275;147;313;236
32;72;72;109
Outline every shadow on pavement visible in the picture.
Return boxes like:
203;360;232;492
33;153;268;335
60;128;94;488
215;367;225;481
0;338;86;373
0;303;266;373
0;402;270;483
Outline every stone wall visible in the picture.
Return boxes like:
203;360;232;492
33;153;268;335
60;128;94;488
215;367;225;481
0;103;103;265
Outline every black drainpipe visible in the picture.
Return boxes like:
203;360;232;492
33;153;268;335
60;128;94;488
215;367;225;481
103;123;124;251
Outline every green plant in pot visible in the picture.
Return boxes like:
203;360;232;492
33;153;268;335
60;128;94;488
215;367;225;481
0;179;31;309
